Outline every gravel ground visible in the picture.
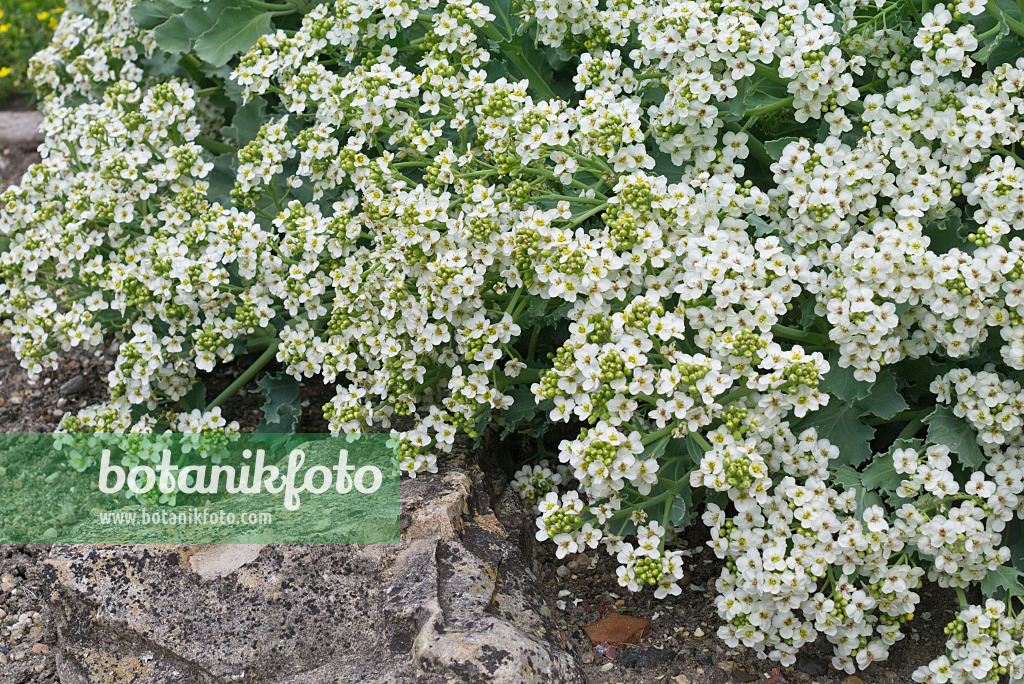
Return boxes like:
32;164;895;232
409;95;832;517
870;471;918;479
532;522;958;684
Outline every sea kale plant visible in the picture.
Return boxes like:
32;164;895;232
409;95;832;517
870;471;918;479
4;0;1024;677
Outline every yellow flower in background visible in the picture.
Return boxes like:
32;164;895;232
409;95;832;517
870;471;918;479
0;0;63;96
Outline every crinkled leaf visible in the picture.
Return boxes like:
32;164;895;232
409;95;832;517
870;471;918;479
193;8;273;67
221;96;267;144
685;433;705;466
831;464;883;519
605;514;637;539
205;152;237;206
744;80;788;108
924;213;967;254
721;80;746;118
798;296;818;328
652;149;687;184
796;401;875;467
131;0;181;30
500;383;550;439
482;0;516;41
924;405;985;469
180;382;206;412
669;480;693;528
981;564;1024;601
152;0;231;54
855;371;908;420
861;451;901;499
986;32;1024;68
765;137;799;161
820;354;872;402
976;16;1009;63
747;215;773;237
254;371;301;433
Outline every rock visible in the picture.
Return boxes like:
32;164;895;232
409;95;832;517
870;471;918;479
584;614;651;646
0;112;44;148
707;666;729;684
796;654;828;676
617;648;659;669
45;452;585;683
59;375;88;396
842;677;864;684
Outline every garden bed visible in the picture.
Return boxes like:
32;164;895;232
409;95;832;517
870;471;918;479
0;339;960;684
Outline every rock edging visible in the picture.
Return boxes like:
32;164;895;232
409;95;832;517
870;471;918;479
43;459;584;684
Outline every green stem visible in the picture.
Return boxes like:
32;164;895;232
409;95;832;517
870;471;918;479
771;324;828;345
642;424;677;447
746;96;794;118
753;62;788;85
988;0;1024;39
995;145;1024;167
527;326;541;361
895;410;928;441
208;341;281;410
480;23;557;101
196;136;236;156
563;202;607;229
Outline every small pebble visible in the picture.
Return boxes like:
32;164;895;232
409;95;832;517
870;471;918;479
694;627;705;637
60;374;89;396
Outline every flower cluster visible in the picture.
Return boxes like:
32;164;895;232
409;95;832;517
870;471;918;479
5;0;1024;676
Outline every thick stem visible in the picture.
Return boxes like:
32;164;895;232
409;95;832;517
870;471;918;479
196;136;236;155
208;341;281;410
988;0;1024;39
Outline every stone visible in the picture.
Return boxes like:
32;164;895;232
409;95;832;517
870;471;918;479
44;454;584;684
584;614;651;646
841;677;864;684
795;654;828;676
59;375;89;397
0;112;44;148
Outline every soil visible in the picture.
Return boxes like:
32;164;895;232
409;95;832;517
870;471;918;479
0;97;41;192
532;521;959;684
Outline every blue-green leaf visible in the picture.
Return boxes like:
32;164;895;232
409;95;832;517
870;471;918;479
975;16;1009;64
981;564;1024;600
855;371;908;420
796;401;876;467
924;405;985;469
193;8;273;67
820;354;872;403
765;137;799;161
152;0;231;54
254;371;301;433
131;0;180;30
